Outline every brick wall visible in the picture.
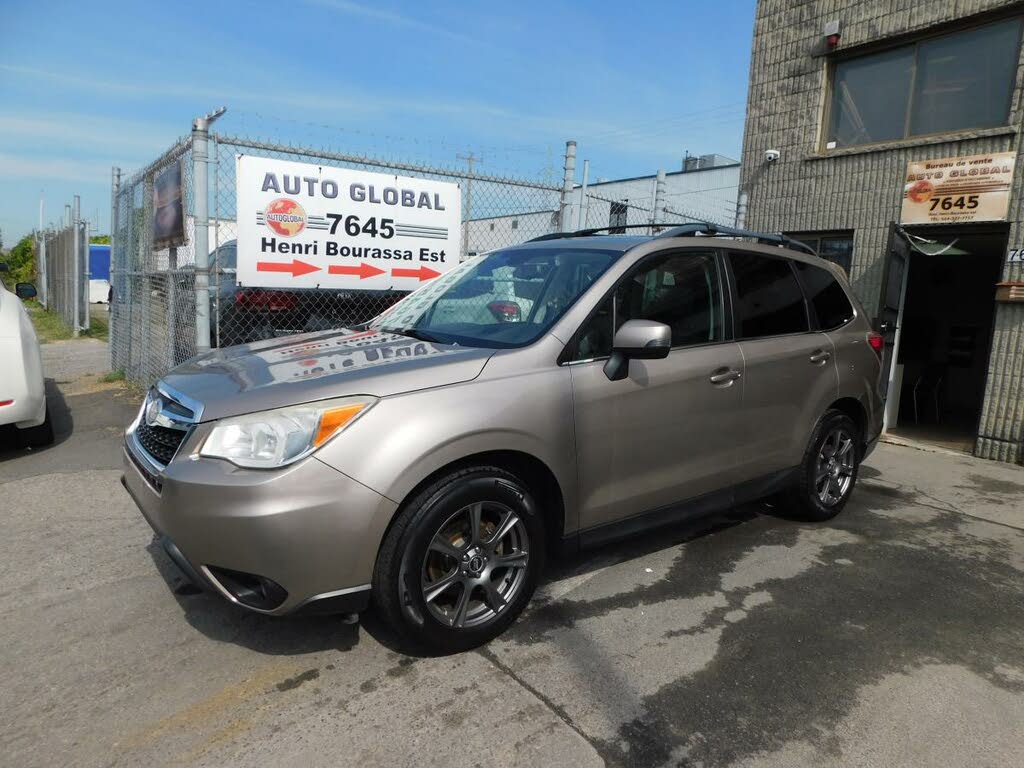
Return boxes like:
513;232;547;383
741;0;1024;462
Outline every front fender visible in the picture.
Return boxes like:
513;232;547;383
315;365;578;534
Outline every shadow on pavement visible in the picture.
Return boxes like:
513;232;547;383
142;500;766;658
144;537;361;655
0;379;73;461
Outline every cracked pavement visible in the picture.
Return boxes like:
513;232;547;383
2;349;1023;767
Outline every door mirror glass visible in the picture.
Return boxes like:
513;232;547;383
604;319;671;381
15;282;37;300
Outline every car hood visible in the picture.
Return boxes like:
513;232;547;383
160;328;494;421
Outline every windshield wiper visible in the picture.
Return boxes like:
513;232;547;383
380;326;448;344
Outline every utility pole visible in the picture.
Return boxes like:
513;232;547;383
192;106;227;354
457;152;480;261
559;140;577;232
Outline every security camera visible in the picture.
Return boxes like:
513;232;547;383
764;149;780;163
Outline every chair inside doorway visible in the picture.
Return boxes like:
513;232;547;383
887;229;1004;453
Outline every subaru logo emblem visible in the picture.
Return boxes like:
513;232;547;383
145;397;163;427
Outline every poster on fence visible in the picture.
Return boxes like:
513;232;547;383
235;155;462;291
152;160;185;249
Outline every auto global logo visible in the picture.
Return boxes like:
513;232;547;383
264;198;306;237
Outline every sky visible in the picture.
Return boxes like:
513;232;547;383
0;0;755;244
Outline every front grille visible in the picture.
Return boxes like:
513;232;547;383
135;422;187;465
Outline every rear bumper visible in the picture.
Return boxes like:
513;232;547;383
122;442;396;616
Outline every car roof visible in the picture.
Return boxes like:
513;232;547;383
507;232;834;270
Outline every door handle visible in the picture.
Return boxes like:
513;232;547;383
809;349;832;364
709;368;742;385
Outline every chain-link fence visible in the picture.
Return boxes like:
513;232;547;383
110;128;570;386
39;206;90;335
111;119;741;388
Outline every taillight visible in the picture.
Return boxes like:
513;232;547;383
0;400;13;407
867;331;884;358
487;301;521;323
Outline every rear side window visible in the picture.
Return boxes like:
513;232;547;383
728;252;808;338
795;261;855;330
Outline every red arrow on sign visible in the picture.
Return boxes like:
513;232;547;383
256;259;320;277
327;262;386;279
391;265;441;281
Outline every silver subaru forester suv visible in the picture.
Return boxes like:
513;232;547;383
122;224;883;652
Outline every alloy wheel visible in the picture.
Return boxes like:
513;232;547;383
815;427;856;506
420;501;530;629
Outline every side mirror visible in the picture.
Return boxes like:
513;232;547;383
603;319;671;381
15;283;37;300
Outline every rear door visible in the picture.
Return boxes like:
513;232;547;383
567;249;745;530
726;250;839;480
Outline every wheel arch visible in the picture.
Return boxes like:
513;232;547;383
386;449;567;557
828;396;868;448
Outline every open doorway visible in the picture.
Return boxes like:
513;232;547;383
886;226;1005;452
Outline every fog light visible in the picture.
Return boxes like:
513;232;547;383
206;565;288;610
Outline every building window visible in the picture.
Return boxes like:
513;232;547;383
489;222;495;231
826;18;1022;148
786;232;854;275
511;219;519;230
609;201;628;233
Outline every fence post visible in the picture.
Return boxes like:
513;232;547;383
110;167;121;372
192;118;212;354
71;195;81;337
653;169;667;233
37;198;47;308
559;140;577;232
82;217;91;332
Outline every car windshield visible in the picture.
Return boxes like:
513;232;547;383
368;246;622;348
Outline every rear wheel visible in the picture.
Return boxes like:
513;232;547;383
372;466;544;653
783;409;860;521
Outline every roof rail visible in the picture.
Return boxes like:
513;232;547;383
524;222;817;256
654;222;817;256
525;224;656;243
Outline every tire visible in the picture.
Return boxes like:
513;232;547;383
783;409;861;521
18;404;54;448
372;465;545;654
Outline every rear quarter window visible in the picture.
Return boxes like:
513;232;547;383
794;261;855;330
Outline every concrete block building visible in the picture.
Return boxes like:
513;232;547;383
740;0;1024;462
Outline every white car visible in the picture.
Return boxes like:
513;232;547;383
0;267;52;446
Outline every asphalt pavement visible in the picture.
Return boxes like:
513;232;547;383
2;343;1023;767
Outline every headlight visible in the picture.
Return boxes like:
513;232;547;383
199;396;376;469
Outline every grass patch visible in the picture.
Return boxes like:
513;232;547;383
26;303;73;343
100;369;126;383
81;308;109;340
24;302;110;343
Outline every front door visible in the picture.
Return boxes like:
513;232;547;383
567;249;745;531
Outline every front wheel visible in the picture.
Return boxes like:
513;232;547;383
783;409;861;521
372;466;545;654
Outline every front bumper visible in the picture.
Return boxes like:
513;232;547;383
122;439;397;616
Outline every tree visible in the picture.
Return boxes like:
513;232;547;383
90;234;111;244
1;235;36;289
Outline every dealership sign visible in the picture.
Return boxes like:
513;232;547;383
236;155;462;290
900;151;1016;225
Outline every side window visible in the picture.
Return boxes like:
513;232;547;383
571;251;723;360
728;252;809;338
794;261;855;330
